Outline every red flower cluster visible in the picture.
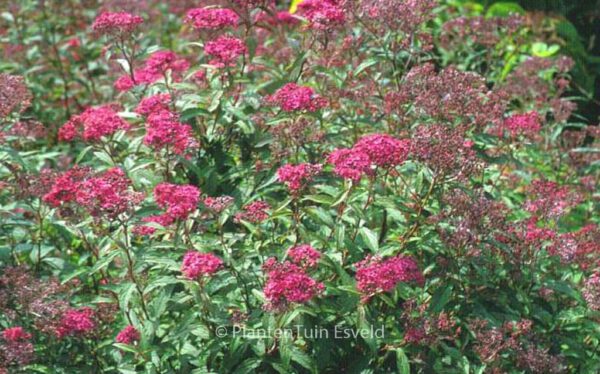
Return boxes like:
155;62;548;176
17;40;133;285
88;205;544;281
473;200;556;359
266;83;327;112
181;251;223;279
153;183;200;222
524;180;580;219
204;35;247;67
144;110;199;156
502;111;542;138
55;307;96;338
2;327;31;342
42;167;91;207
235;200;270;223
58;106;130;142
92;12;143;36
262;258;324;311
277;163;321;193
354;134;411;168
135;93;171;115
185;8;239;30
75;168;143;218
327;148;372;181
355;255;423;301
115;51;189;91
297;0;346;30
115;325;140;345
287;244;321;269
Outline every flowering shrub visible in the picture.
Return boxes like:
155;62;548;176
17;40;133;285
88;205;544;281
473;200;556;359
0;0;599;373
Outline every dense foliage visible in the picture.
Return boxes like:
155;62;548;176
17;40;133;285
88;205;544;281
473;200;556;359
1;0;599;373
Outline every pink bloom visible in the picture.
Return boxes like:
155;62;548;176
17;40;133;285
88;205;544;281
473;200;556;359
144;110;199;156
287;244;321;269
135;94;172;116
181;251;223;279
55;307;96;338
153;183;200;221
276;11;300;25
266;83;327;112
42;167;90;207
502;111;542;138
355;255;423;301
327;148;372;181
297;0;346;30
133;214;176;235
114;75;135;92
58;106;130;142
115;325;140;345
75;168;143;218
141;51;190;82
524;180;580;219
2;327;32;342
235;200;270;223
185;8;239;30
354;134;411;168
92;12;143;35
262;259;324;311
277;163;321;193
204;35;247;66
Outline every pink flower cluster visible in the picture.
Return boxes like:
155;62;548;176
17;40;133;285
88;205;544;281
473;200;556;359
92;12;143;36
55;307;96;338
181;251;223;279
185;8;239;30
115;51;189;91
135;93;172;115
115;325;140;345
2;326;31;342
262;258;324;311
355;134;411;168
203;195;235;213
355;255;423;301
58;106;130;142
144;110;199;156
297;0;346;30
524;180;580;219
500;111;542;138
154;183;200;222
287;244;321;269
75;168;143;218
266;83;327;112
42;167;91;207
277;163;321;193
328;133;410;181
204;35;247;67
235;200;270;223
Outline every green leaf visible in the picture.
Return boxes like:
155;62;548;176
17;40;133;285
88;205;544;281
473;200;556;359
359;227;379;252
396;348;410;374
429;284;454;313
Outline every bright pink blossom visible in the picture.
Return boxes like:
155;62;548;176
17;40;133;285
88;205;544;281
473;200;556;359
277;163;321;193
136;94;172;116
43;167;90;207
297;0;346;30
204;35;247;66
262;258;324;311
266;83;327;112
116;325;140;344
153;183;200;221
185;8;239;30
58;106;130;142
144;110;199;156
327;148;372;181
355;255;423;301
235;200;270;223
288;244;321;269
502;111;542;138
55;307;96;338
181;251;223;279
354;134;410;168
92;12;143;35
2;327;32;342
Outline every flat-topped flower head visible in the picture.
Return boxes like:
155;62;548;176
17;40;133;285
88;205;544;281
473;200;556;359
153;183;200;221
262;259;324;311
144;110;199;156
181;251;223;279
235;200;270;223
354;134;410;168
297;0;346;30
92;12;143;36
116;325;141;345
185;8;239;30
135;93;172;116
58;105;129;142
204;35;247;67
287;244;321;269
55;307;96;338
2;326;32;342
355;255;423;302
502;111;542;138
328;148;372;181
266;83;327;112
277;163;321;193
